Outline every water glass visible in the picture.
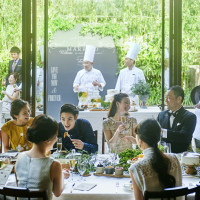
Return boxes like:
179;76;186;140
77;160;87;181
57;137;62;152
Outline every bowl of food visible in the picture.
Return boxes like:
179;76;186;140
115;167;123;176
105;166;114;174
96;163;105;174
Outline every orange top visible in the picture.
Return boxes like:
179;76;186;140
1;118;34;151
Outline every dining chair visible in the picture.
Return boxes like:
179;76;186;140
144;185;200;200
0;186;48;200
102;117;106;154
93;130;98;143
0;129;2;153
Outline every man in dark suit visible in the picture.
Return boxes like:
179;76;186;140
6;46;22;86
157;85;196;153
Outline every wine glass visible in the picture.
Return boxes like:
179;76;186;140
120;116;127;134
77;160;87;181
69;158;76;181
57;137;62;152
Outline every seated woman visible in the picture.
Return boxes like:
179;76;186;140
2;72;20;114
129;119;182;200
58;103;98;153
15;114;69;199
1;99;33;152
103;93;137;153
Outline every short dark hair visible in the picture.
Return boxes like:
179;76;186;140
169;85;184;102
10;99;30;120
60;103;79;117
10;46;20;54
27;114;58;144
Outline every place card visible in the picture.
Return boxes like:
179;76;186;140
74;183;97;191
0;164;14;186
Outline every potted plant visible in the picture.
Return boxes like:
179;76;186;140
131;80;151;109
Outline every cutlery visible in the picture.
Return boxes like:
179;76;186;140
70;183;75;193
116;182;119;193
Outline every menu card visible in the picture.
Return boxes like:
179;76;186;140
0;164;14;186
74;183;97;191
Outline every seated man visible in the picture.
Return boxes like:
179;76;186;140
157;85;196;153
58;103;98;154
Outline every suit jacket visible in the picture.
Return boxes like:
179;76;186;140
6;59;22;86
157;107;196;153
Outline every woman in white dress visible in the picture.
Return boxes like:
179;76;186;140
2;72;20;113
15;114;70;199
129;119;182;200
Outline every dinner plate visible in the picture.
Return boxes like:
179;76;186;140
123;183;133;191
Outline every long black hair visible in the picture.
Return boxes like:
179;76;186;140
108;93;129;117
135;119;176;188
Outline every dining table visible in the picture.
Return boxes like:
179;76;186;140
5;169;199;200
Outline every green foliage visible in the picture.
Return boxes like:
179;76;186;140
117;148;142;171
131;80;151;96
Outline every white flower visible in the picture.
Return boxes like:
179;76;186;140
20;133;23;136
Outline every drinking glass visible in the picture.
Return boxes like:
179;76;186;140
77;160;87;181
108;143;118;164
69;158;76;181
57;137;62;152
161;141;171;153
120;116;127;134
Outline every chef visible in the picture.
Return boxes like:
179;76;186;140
73;45;106;104
115;43;145;106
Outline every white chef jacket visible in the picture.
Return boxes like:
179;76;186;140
73;67;106;92
115;66;145;95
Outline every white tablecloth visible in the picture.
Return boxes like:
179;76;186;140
6;173;199;200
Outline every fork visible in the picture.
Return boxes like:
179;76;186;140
70;183;75;193
116;182;119;193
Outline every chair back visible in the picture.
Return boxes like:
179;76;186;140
0;186;48;200
144;185;200;200
102;117;106;154
0;130;2;153
93;130;98;143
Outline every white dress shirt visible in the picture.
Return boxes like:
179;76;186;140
115;66;145;95
73;67;106;92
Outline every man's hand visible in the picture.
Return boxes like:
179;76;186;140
92;80;102;88
74;85;79;92
71;139;84;150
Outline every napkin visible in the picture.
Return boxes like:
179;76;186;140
74;183;97;191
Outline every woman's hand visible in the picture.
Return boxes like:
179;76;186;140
63;168;70;179
2;90;6;95
116;124;126;133
71;139;84;150
121;136;136;143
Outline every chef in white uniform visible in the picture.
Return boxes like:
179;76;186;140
115;43;145;106
73;45;106;104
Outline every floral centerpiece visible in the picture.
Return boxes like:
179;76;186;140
131;80;151;108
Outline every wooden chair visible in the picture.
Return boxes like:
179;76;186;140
0;186;48;200
144;185;200;200
93;130;98;143
0;129;2;153
102;117;107;154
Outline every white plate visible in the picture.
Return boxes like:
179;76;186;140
123;183;133;191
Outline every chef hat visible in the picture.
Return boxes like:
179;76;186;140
126;43;140;60
84;45;96;62
40;45;44;62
